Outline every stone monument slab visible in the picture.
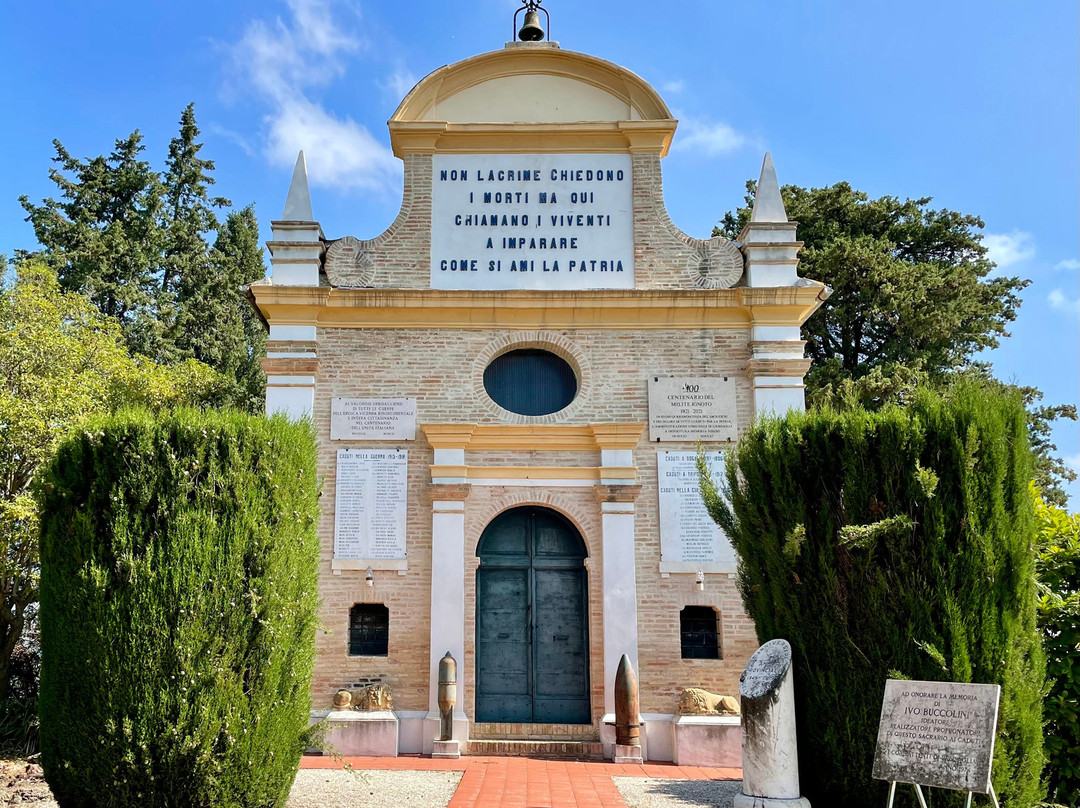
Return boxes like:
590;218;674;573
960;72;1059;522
734;639;811;808
331;398;416;441
648;377;738;442
872;679;1000;794
333;450;408;562
657;451;736;573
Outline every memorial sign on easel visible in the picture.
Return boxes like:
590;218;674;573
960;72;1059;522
657;451;735;573
333;449;409;571
873;679;1002;807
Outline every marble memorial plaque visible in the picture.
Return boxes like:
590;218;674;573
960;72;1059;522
739;639;792;699
333;450;408;561
331;398;416;441
872;679;1000;793
657;451;736;572
648;377;738;442
430;154;634;290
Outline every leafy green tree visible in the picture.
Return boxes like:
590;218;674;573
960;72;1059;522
700;383;1045;807
1034;491;1080;805
38;408;320;808
177;207;267;412
0;262;223;700
19;131;164;344
717;181;1076;504
20;105;266;411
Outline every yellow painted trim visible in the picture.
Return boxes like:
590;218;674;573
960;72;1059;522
430;465;637;481
389;121;677;157
391;48;673;124
249;287;825;331
420;423;645;451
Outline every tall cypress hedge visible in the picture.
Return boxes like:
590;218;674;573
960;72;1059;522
37;409;320;808
701;384;1044;807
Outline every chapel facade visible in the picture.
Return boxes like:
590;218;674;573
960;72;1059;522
250;23;825;761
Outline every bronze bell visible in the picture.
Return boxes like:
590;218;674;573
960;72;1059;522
518;9;545;41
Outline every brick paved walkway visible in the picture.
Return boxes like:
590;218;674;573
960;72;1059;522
300;755;741;808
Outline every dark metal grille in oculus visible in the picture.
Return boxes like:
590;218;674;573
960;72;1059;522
483;349;577;416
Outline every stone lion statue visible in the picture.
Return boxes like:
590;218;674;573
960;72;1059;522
678;687;740;716
331;689;352;709
352;684;394;712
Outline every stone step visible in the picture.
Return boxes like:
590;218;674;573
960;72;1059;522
471;722;600;741
468;739;605;759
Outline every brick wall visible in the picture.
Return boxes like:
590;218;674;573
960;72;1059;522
310;325;758;716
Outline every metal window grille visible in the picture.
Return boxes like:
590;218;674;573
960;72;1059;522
680;606;721;659
349;603;389;657
483;349;577;416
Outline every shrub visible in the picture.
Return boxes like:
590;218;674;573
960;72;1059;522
701;384;1044;807
1034;493;1080;806
37;408;319;808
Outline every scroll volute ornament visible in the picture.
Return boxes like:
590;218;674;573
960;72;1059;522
685;237;744;289
324;236;376;287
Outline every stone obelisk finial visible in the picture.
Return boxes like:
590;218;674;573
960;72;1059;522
282;150;314;221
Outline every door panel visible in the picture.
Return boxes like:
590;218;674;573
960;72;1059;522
475;568;531;722
475;507;590;724
532;568;590;723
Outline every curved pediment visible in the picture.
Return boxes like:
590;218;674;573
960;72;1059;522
392;45;674;125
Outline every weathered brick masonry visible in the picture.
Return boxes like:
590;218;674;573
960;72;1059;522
252;39;823;759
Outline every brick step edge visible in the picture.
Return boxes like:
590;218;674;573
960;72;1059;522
468;740;605;759
471;723;600;741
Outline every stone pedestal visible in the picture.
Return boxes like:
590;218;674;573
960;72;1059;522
672;715;742;768
614;743;643;764
431;739;461;759
318;710;399;757
733;639;811;808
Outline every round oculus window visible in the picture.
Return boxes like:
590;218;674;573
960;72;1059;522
483;349;578;416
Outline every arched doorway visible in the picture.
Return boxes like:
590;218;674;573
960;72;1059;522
475;506;591;724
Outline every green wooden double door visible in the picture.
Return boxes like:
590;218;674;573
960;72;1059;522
475;507;591;724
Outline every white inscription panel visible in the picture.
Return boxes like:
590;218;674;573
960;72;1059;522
331;398;416;441
649;377;738;442
657;451;736;572
334;450;408;560
431;154;633;290
873;679;1000;793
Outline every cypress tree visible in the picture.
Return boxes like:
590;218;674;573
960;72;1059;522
701;383;1045;807
37;409;319;808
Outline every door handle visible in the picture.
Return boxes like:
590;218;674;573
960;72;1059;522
553;634;569;642
497;633;510;639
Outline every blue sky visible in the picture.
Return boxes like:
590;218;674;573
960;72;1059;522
2;0;1078;502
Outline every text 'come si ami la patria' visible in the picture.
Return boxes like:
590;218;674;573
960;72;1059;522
429;155;635;290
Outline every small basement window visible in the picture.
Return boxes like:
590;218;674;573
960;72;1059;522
483;349;577;416
680;606;721;660
349;603;389;657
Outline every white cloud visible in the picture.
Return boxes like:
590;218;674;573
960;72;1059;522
1066;453;1080;474
207;123;256;157
670;116;749;158
1055;258;1080;271
661;79;685;94
1048;288;1080;316
226;0;400;193
983;230;1036;268
379;69;420;102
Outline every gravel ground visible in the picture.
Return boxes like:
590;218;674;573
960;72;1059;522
286;769;462;808
614;777;743;808
0;761;462;808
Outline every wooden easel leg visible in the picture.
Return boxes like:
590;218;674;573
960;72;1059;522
913;783;930;808
988;784;1001;808
964;792;973;808
886;782;898;808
